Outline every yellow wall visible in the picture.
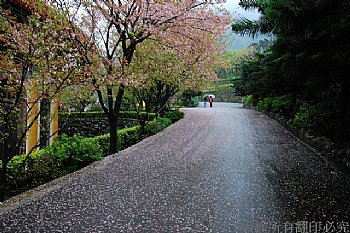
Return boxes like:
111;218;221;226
50;97;59;145
26;83;39;154
26;83;59;154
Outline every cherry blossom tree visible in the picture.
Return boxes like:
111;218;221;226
0;3;91;201
129;38;227;132
53;0;231;154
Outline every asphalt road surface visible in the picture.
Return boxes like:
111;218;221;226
1;102;350;233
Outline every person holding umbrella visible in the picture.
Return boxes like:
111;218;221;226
209;95;214;108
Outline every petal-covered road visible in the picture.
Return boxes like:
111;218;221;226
1;103;350;232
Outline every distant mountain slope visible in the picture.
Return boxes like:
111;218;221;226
226;32;271;51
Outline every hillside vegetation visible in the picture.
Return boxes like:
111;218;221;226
232;0;350;153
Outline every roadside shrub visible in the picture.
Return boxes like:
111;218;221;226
73;137;104;166
120;111;156;120
124;126;142;146
4;135;103;197
257;97;271;111
4;118;173;199
93;126;142;154
47;135;103;173
270;95;293;115
59;111;156;120
163;110;185;123
118;125;141;150
243;95;254;106
59;111;105;119
144;117;172;136
5;155;28;194
94;134;110;156
5;155;26;180
25;151;63;188
256;95;293;116
292;103;317;130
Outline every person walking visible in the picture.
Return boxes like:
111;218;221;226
209;96;214;108
203;96;208;108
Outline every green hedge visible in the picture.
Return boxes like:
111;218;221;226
243;95;254;107
163;110;185;123
118;125;142;150
249;96;323;133
292;103;317;130
3;115;178;199
4;135;104;196
59;111;156;120
60;111;105;118
93;134;111;156
48;135;103;173
257;95;293;115
144;117;172;136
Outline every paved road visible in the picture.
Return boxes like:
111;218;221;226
1;103;350;232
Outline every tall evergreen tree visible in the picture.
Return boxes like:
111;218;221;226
232;0;350;143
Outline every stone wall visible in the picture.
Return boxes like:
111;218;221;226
59;117;139;138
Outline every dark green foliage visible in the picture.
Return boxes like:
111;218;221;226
163;110;185;123
239;0;264;12
180;90;202;107
3;135;103;198
256;98;270;111
49;135;103;173
243;95;254;106
270;95;293;115
93;134;110;156
234;52;274;100
59;111;106;118
233;0;350;144
4;155;28;191
232;18;272;38
256;96;292;114
59;111;156;120
92;118;173;153
118;126;141;150
4;153;62;197
232;0;271;37
3;114;176;199
122;111;156;120
91;125;142;155
292;103;317;130
144;118;172;136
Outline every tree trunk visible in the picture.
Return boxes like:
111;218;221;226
154;81;164;114
109;115;118;154
140;120;146;137
109;85;125;154
0;161;7;202
159;85;176;117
